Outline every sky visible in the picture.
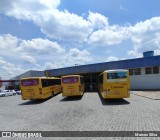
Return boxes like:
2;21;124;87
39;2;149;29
0;0;160;79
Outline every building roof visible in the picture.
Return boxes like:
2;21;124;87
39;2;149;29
47;55;160;76
11;70;45;80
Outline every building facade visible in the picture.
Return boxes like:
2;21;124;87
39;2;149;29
46;54;160;90
11;53;160;90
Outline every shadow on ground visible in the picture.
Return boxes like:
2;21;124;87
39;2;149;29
60;94;84;102
98;92;130;105
18;93;61;105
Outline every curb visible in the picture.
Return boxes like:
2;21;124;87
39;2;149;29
132;93;160;100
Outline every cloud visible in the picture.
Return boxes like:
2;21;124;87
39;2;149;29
0;0;60;19
0;0;91;42
1;62;25;76
120;5;128;12
0;57;26;79
0;57;6;65
88;11;109;30
39;10;92;42
0;34;65;79
0;0;160;79
106;56;118;62
39;0;60;9
64;48;92;66
44;62;60;69
129;17;160;35
1;0;160;49
0;34;93;79
44;62;54;69
21;54;36;64
0;1;112;43
19;38;65;54
0;34;19;49
127;17;160;57
43;48;93;69
89;26;128;45
0;34;65;63
88;16;160;59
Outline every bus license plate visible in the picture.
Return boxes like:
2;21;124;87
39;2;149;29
115;92;120;94
71;90;74;94
30;93;34;97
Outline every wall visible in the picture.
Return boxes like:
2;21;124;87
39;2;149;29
130;67;160;90
48;55;160;77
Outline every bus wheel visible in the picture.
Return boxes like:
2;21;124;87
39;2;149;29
52;92;54;97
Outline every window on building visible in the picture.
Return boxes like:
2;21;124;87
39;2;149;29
129;69;134;75
134;68;141;75
153;66;159;74
145;66;159;74
129;68;141;75
145;67;152;74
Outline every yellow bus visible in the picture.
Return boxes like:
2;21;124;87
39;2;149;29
98;69;130;99
20;77;61;100
61;75;85;97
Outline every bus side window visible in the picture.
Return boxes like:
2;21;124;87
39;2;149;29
58;79;61;85
42;79;48;87
53;79;61;85
48;79;51;86
49;79;54;86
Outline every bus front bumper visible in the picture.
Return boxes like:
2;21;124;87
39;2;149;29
62;92;83;97
102;92;130;99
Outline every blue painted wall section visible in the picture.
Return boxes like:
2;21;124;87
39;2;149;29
48;55;160;76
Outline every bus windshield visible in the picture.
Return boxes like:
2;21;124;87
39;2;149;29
21;79;39;86
62;77;79;84
107;72;127;79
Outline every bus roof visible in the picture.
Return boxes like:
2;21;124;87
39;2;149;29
105;69;128;73
20;77;60;80
61;75;83;78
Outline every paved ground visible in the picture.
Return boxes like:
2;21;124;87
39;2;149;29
0;92;160;139
132;91;160;100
